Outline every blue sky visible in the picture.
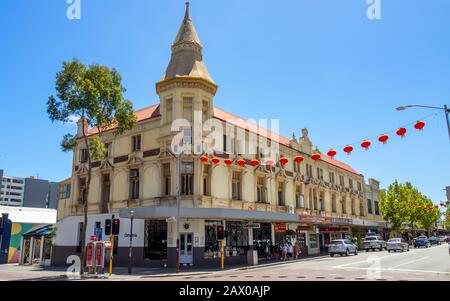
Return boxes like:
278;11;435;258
0;0;449;204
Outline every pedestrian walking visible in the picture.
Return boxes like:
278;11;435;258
282;242;288;261
288;242;294;259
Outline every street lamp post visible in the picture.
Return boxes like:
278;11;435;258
175;153;181;273
128;210;134;274
396;104;450;140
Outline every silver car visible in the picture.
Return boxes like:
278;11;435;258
362;236;387;251
329;239;358;257
387;238;410;252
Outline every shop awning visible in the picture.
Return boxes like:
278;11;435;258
23;224;52;238
119;206;301;223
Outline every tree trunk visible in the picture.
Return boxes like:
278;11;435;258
79;117;92;275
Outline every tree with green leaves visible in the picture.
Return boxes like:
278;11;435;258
47;59;136;274
380;180;441;237
379;180;409;235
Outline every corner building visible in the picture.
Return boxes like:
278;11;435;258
54;3;385;267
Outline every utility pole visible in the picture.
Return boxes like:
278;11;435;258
128;210;134;274
175;153;181;273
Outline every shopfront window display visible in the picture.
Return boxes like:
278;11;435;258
253;223;272;258
309;233;318;249
204;220;222;258
226;221;249;256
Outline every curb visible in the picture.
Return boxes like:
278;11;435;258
139;271;213;278
236;255;330;271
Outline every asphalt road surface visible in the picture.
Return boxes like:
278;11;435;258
1;244;449;281
164;243;450;281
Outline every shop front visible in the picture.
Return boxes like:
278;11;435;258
298;215;352;254
119;206;301;267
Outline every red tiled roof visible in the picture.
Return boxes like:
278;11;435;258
87;104;160;135
87;104;361;176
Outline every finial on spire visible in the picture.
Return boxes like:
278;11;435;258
185;1;190;20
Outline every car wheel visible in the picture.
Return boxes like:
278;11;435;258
345;249;350;256
330;253;334;257
340;253;343;257
354;249;358;255
379;245;383;251
388;250;391;253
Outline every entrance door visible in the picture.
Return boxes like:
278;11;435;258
180;233;193;264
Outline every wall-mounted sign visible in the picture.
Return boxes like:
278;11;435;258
274;222;286;233
181;162;194;173
243;222;261;229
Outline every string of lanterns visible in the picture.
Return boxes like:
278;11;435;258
325;119;429;159
198;113;438;168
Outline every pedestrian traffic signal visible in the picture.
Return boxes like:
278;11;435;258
105;219;112;235
112;219;120;235
216;225;224;240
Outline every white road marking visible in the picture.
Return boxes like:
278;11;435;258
387;256;429;270
335;266;450;275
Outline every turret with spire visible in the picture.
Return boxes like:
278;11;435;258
156;1;217;135
156;2;217;95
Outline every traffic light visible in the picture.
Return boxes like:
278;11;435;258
216;225;224;240
105;219;112;235
112;219;120;235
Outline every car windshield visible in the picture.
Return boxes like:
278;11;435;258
330;240;343;245
364;237;377;241
388;238;400;243
417;236;427;239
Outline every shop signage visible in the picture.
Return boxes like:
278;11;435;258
124;233;137;238
298;215;328;224
331;218;352;225
319;226;350;233
274;223;286;233
243;222;261;229
298;215;353;225
297;225;313;232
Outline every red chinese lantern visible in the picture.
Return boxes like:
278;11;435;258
311;153;321;161
211;157;220;165
361;140;371;150
378;134;389;144
434;205;438;209
294;155;304;163
396;127;407;138
414;120;425;130
224;158;233;166
250;159;260;167
343;145;353;155
446;201;449;205
279;157;289;166
237;159;246;167
199;155;209;163
327;149;337;158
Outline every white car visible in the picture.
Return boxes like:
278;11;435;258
329;239;358;257
387;238;410;252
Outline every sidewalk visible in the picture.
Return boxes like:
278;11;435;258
0;253;329;281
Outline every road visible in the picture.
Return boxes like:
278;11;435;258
162;244;450;281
